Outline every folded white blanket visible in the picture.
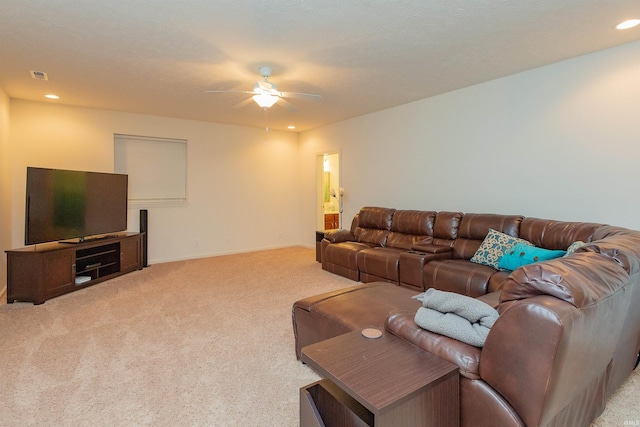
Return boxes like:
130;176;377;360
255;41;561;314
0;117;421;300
413;288;499;347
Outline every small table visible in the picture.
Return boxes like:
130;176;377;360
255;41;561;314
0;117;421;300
315;230;325;263
300;329;459;426
315;229;338;263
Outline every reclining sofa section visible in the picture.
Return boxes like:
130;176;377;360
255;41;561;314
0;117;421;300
321;206;601;296
295;206;640;427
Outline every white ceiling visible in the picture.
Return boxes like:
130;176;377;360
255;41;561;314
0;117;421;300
1;0;639;132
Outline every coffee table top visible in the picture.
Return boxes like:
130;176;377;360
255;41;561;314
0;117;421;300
301;329;458;414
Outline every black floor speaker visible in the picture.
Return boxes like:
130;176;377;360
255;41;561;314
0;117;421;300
140;209;148;267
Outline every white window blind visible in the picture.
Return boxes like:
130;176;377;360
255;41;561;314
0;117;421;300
114;134;187;203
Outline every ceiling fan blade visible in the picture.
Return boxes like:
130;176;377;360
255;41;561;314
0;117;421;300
203;67;319;113
256;81;275;91
204;90;256;94
280;91;321;99
276;97;299;113
233;97;256;109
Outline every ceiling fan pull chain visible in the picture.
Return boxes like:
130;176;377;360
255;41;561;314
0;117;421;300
264;108;269;144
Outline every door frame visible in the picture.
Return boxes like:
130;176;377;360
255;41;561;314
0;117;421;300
316;150;341;230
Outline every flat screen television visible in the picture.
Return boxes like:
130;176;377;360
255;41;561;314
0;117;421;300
25;167;128;245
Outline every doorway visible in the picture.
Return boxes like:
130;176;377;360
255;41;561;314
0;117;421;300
317;152;341;230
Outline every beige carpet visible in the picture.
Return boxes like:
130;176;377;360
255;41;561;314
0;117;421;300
0;247;637;426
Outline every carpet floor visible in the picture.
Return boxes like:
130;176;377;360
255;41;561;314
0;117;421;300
0;247;637;426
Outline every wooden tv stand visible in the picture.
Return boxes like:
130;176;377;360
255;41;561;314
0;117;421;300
6;233;143;305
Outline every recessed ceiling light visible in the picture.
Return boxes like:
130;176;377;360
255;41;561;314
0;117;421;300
616;19;640;30
45;94;59;99
288;125;296;130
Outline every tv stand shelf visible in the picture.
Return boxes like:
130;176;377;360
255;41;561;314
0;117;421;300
6;233;142;305
75;243;120;281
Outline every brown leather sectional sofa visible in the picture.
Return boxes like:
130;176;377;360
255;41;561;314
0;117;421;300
321;207;602;295
293;206;640;426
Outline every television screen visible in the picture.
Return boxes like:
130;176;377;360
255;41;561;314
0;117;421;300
25;167;128;245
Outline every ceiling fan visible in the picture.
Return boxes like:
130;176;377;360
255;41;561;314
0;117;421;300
205;66;321;109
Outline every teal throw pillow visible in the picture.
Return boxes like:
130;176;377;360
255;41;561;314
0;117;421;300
498;243;566;271
470;228;533;269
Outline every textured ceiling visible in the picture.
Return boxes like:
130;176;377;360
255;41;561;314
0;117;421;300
1;0;639;131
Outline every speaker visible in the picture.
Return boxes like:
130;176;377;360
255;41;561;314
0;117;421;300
140;209;148;267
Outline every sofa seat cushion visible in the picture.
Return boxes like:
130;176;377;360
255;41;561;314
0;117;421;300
324;241;375;271
487;271;510;293
424;259;498;297
357;247;406;282
386;310;482;379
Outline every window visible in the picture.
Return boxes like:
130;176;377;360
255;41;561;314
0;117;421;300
114;134;187;203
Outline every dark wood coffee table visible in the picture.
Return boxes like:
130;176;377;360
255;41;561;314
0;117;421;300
300;329;459;426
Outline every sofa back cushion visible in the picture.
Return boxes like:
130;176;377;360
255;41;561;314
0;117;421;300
353;207;395;246
357;206;395;229
391;210;436;235
432;211;463;247
355;228;390;246
453;213;525;259
349;213;359;234
519;218;601;250
386;210;436;249
588;226;640;275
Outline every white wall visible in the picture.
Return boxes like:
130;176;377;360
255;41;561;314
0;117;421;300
299;40;640;246
8;100;300;263
6;40;640;264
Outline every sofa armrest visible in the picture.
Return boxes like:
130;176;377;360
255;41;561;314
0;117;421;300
324;229;355;243
385;310;481;379
411;244;453;254
481;294;617;427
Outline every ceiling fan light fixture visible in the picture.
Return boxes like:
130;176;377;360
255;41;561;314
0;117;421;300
253;93;279;108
